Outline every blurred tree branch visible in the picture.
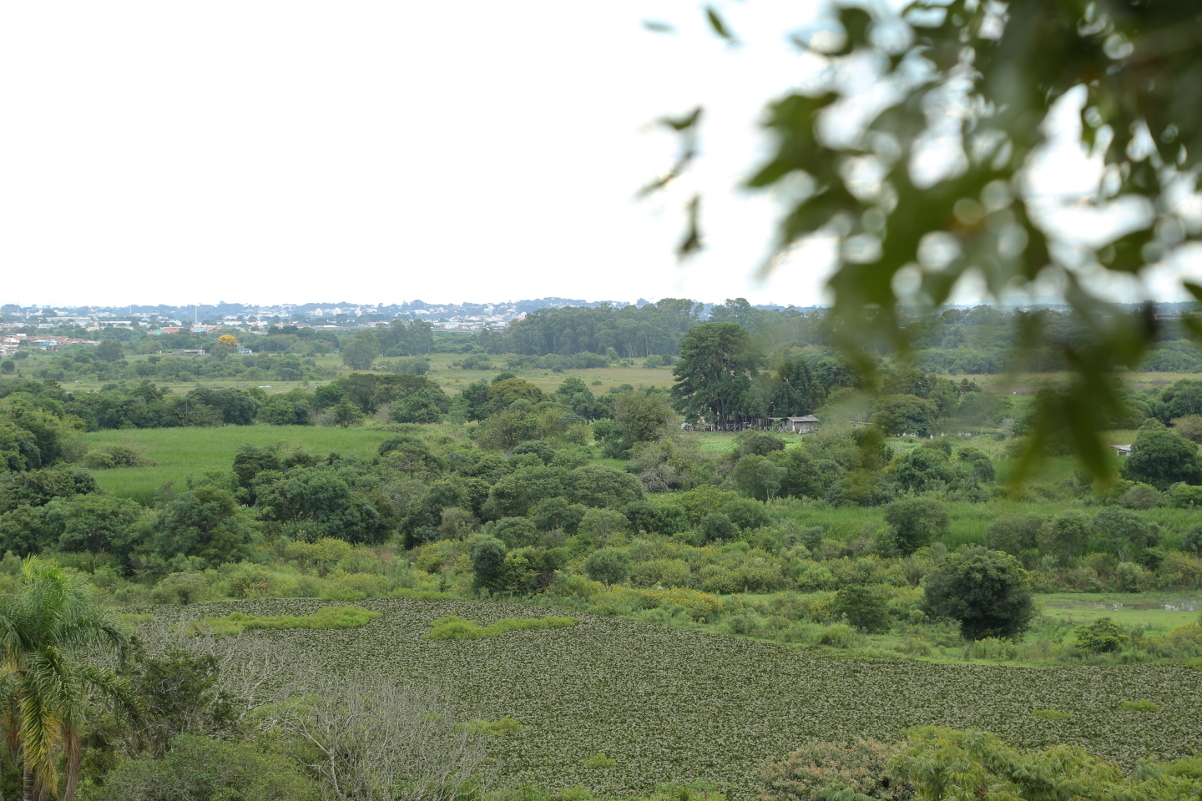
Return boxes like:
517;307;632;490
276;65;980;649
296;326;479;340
651;0;1202;482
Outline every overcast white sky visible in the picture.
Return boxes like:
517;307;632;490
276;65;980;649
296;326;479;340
1;2;1194;309
0;2;827;308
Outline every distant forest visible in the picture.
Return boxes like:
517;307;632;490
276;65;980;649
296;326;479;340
484;298;1202;374
8;300;1202;390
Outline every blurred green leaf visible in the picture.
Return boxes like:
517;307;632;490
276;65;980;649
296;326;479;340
659;106;702;133
1100;227;1156;273
642;20;676;34
677;196;703;258
658;0;1202;480
705;6;736;42
835;7;873;55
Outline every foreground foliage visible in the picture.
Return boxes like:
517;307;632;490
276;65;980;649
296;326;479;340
0;557;132;801
663;0;1202;479
892;726;1199;801
87;734;318;801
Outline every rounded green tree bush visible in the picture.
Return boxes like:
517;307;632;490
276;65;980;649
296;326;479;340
883;498;949;556
583;547;631;586
1075;617;1128;654
832;584;893;634
95;734;318;801
700;512;737;543
922;547;1034;641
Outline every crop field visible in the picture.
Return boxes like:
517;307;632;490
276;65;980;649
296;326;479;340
82;425;393;504
142;598;1202;800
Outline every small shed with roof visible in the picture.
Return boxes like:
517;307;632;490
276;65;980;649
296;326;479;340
779;415;820;434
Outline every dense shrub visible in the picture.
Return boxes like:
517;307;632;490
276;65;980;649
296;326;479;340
984;514;1043;559
922;547;1034;640
93;734;318;801
882;498;948;556
148;572;214;605
832;584;893;634
1075;617;1129;653
1169;483;1202;510
733;431;786;458
761;739;913;801
1182;525;1202;557
700;513;738;543
718;498;771;531
584;547;632;585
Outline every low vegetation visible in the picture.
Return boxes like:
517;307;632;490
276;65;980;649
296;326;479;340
424;614;579;640
185;605;381;635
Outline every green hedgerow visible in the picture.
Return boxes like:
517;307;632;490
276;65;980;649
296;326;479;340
424;615;579;640
187;605;381;636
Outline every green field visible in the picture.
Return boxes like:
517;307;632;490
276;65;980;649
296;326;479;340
423;353;676;394
141;598;1202;800
1037;593;1202;631
83;425;395;504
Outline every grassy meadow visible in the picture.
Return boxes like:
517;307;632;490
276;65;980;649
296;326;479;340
423;353;676;394
82;425;395;504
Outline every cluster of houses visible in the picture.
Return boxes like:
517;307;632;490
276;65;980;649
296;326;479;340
0;333;98;358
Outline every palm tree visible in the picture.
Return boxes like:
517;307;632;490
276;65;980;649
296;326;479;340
0;557;131;801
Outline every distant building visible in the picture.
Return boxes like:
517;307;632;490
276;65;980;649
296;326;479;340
1111;444;1133;457
779;415;820;434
